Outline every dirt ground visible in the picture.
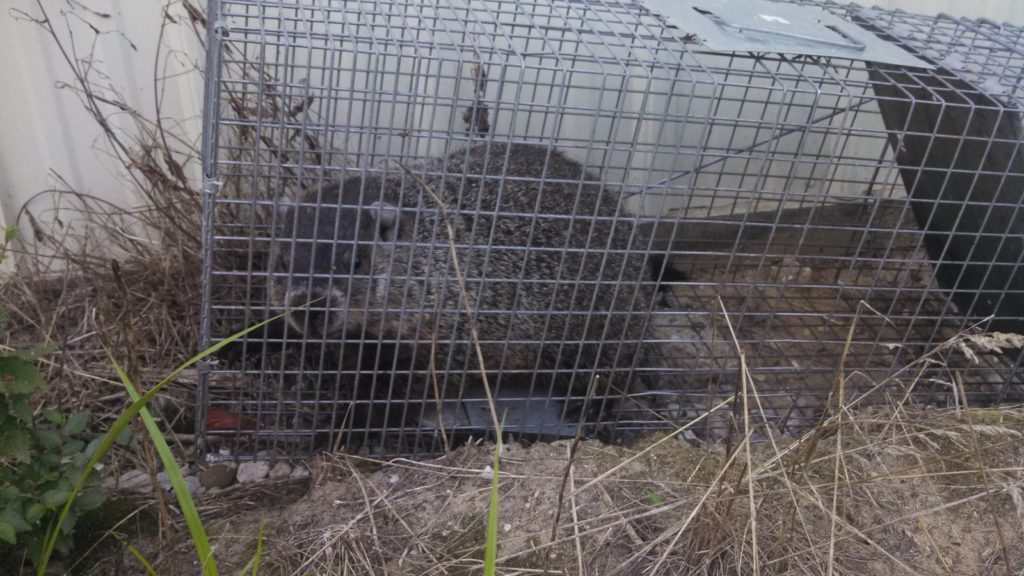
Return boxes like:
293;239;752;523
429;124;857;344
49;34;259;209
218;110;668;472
70;402;1024;576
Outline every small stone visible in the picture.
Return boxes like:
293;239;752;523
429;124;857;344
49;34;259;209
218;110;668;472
290;465;310;479
480;465;493;479
236;460;271;484
388;474;399;485
156;471;172;491
173;475;200;494
268;461;293;481
503;523;512;533
199;464;237;489
116;469;151;492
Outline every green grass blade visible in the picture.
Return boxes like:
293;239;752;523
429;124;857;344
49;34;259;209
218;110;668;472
114;357;218;576
483;446;499;576
126;543;159;576
37;309;295;576
237;517;264;576
484;422;504;576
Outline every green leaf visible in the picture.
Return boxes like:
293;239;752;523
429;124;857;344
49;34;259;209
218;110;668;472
646;490;663;506
0;486;18;501
25;503;47;524
61;509;77;534
3;225;16;244
62;439;85;457
11;396;33;424
35;428;62;450
42;410;63;425
63;411;90;436
41;488;71;508
70;452;91;471
27;535;44;566
76;490;104;511
40;453;60;469
114;427;133;447
0;428;32;463
0;521;15;545
0;504;31;532
84;437;103;457
0;357;44;396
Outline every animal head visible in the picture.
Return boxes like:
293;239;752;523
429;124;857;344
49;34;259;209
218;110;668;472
271;176;402;337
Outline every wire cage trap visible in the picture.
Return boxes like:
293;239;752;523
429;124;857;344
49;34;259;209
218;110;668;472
198;0;1024;459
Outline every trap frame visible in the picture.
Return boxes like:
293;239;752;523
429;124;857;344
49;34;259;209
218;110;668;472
198;0;1024;459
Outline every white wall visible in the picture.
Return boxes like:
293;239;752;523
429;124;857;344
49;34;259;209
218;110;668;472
0;0;203;268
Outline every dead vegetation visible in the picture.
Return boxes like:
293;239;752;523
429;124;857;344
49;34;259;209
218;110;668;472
110;394;1024;576
1;3;207;496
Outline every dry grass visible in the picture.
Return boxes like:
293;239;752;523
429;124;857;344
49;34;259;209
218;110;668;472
1;3;207;500
111;393;1024;576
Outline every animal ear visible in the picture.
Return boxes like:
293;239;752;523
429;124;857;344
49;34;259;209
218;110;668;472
368;200;399;240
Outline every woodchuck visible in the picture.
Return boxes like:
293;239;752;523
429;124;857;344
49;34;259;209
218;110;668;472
270;142;656;397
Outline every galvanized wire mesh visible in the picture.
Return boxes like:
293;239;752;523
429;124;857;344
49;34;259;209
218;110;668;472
198;0;1024;459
